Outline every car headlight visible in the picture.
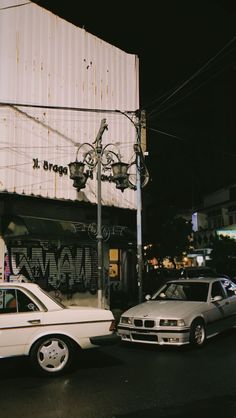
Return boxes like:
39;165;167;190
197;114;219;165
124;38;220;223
120;316;132;325
160;319;186;327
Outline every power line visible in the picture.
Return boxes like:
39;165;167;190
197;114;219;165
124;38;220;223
0;102;135;115
148;126;236;158
147;36;236;114
0;2;30;11
145;35;236;118
148;127;186;142
148;57;235;119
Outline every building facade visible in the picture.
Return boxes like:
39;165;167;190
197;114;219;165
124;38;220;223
192;184;236;246
190;184;236;266
0;1;143;307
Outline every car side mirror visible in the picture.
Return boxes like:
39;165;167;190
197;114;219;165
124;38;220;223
145;294;151;301
211;295;223;302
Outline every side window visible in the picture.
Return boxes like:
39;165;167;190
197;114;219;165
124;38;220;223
17;290;39;312
0;289;17;313
222;280;236;298
0;289;39;313
211;282;225;299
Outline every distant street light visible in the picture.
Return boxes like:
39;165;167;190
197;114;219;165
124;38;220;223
69;118;149;308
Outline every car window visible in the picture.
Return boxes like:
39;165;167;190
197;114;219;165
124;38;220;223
0;289;39;313
221;280;236;298
211;281;225;299
17;290;39;312
153;282;209;302
0;289;17;313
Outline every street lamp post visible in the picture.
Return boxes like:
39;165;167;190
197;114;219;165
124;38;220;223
96;128;103;308
136;133;143;304
68;118;149;308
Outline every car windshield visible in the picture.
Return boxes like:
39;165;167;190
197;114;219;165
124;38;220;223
152;282;209;302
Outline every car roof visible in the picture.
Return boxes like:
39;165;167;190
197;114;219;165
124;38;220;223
183;267;214;270
166;277;229;284
0;282;40;289
180;267;218;277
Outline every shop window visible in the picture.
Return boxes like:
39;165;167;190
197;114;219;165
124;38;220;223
109;249;121;280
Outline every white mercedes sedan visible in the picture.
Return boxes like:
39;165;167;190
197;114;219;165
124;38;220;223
118;278;236;347
0;282;119;375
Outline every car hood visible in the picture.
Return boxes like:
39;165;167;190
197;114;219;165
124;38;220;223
122;300;205;318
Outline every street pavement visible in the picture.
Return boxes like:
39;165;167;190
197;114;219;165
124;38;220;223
1;329;236;417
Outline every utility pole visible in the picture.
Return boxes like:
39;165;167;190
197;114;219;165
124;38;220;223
93;119;108;308
136;110;147;303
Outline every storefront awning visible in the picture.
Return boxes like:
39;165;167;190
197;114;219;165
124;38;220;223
2;216;135;245
3;216;86;240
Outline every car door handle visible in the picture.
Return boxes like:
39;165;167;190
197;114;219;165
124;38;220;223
28;319;41;324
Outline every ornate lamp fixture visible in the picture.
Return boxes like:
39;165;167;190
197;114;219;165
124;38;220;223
68;161;88;190
68;118;149;308
68;122;134;193
69;137;148;192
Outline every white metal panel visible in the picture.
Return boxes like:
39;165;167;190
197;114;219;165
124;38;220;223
0;0;140;209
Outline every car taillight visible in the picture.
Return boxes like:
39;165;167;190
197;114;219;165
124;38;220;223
109;319;116;331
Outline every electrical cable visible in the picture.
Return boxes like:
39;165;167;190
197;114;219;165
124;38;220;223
0;2;30;11
145;35;236;118
147;126;236;158
148;57;235;119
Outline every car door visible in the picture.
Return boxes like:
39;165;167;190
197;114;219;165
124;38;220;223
205;281;230;336
207;280;236;334
0;287;44;357
220;279;236;328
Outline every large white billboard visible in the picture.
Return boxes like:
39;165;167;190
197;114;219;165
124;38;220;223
0;1;140;209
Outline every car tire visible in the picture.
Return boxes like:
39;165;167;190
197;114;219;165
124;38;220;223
189;319;206;347
29;335;76;376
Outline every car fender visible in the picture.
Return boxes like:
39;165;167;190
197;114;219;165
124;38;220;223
23;327;88;355
189;314;205;326
184;311;206;329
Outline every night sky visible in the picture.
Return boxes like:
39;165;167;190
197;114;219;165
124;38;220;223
33;0;236;210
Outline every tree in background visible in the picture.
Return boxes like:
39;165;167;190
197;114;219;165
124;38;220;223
144;213;192;267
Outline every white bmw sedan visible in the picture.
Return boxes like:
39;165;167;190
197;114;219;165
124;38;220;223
118;278;236;347
0;282;119;375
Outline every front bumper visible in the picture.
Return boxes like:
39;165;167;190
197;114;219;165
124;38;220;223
90;332;121;346
117;326;190;346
